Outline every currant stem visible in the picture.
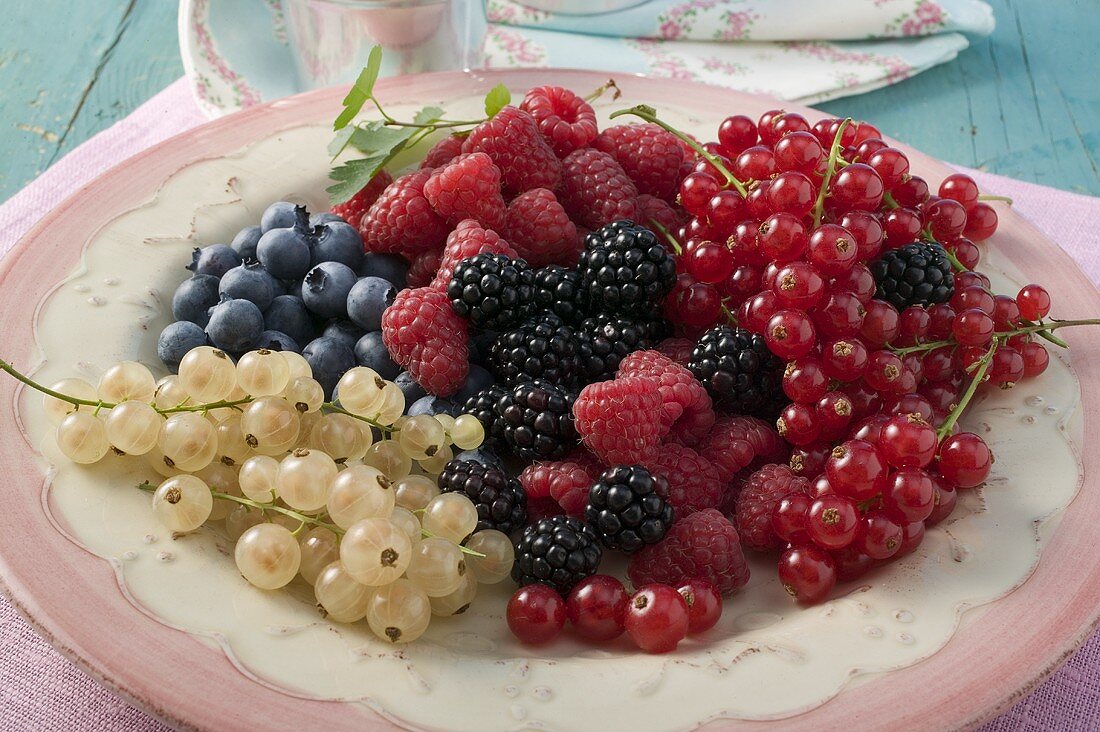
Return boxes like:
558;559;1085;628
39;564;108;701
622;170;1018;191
609;105;748;196
812;118;852;227
647;217;682;255
584;78;621;103
978;194;1013;204
942;247;968;272
420;527;486;558
888;318;1100;357
936;341;997;441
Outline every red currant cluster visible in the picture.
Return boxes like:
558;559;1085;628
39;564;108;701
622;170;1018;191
507;575;721;653
611;105;1084;605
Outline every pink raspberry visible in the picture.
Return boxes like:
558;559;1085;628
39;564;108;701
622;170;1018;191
406;249;442;289
503;188;581;268
381;287;469;396
360;170;448;256
519;449;601;516
628;509;750;595
430;220;517;291
636;194;685;246
729;416;789;466
421;133;464;169
573;377;665;465
699;416;760;484
594;124;685;201
559;149;638;230
735;464;809;552
330;169;393;230
520;85;599;157
642;443;723;516
617;350;715;446
461;106;562;194
655;337;695;366
423;153;507;231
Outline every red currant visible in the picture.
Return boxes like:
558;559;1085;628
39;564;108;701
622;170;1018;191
951;285;995;315
789;442;830;477
826;439;889;500
964;202;998;241
831;163;885;211
883;468;936;522
883;207;923;247
1017;284;1051;321
778;544;837;604
816;391;854;440
814;292;865;338
777;401;821;446
938;173;979;209
892;175;930;208
767;171;816;217
838;210;885;260
937;432;992;488
925;198;968;240
855;510;904;560
988;345;1025;388
680;172;720;216
759;212;808;262
860;299;901;347
718;264;763;306
925;473;958;526
880;413;937;468
808;224;859;275
507;585;566;645
1020;341;1049;377
718;114;758;156
677;283;723;328
864;350;907;393
739;291;780;333
896;520;926;557
687;241;736;285
772;262;826;310
733;145;776;181
705;190;747;235
783;357;829;403
830;263;877;303
625;585;690;653
821;337;869;381
773;131;825;173
867;147;910;189
766;309;817;359
566;574;629;642
952;308;995;346
807;494;859;549
948;237;981;269
772;492;812;544
677;579;723;634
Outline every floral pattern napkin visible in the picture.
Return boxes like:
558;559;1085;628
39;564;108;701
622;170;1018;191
482;0;994;102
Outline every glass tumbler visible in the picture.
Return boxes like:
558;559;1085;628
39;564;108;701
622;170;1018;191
285;0;487;89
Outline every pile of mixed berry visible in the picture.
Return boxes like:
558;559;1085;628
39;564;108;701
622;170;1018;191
13;69;1088;655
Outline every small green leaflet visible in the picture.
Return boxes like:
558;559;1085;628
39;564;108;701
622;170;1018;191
333;45;383;130
415;105;444;125
484;84;511;118
326;154;390;204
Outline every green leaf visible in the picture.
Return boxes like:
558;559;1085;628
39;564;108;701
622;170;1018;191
415;106;445;125
483;84;511;118
327;126;356;158
326;154;390;205
333;46;384;130
346;122;416;155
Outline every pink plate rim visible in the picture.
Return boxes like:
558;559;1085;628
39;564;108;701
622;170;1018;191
1;69;1099;731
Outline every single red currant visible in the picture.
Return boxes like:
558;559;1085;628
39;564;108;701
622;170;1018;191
826;439;889;500
507;585;566;645
625;585;690;654
882;468;936;522
964;202;998;241
677;579;723;634
880;413;938;468
860;299;901;347
718;114;758;156
952;308;995;346
778;544;837;604
1020;341;1050;377
938;173;979;209
855;510;904;560
777;401;821;446
566;575;629;642
783;357;829;403
759;212;808;262
807;494;860;549
937;432;992;488
772;492;813;544
808;224;859;275
766;309;817;359
1017;284;1051;321
821;338;869;381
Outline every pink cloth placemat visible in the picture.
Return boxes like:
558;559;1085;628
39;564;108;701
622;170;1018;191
1;79;1098;731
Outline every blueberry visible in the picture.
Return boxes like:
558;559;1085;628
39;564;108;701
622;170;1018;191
358;253;409;289
257;227;312;280
310;212;346;227
231;225;263;260
256;330;301;353
187;244;241;278
346;276;396;332
219;262;276;310
408;395;458;417
263;295;316;346
394;371;427;404
302;337;356;398
302;261;358;318
322;320;365;349
157;321;208;372
260;201;301;232
453;364;495;404
311;222;364;270
353;331;400;379
456;449;505;469
206;299;264;353
172;274;221;326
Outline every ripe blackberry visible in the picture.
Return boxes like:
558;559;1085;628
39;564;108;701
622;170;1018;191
462;384;512;452
512;515;602;594
438;459;527;535
500;380;578;460
688;326;784;418
487;313;579;387
447;252;535;330
575;314;651;383
533;265;589;324
585;466;675;553
578;221;677;316
869;242;954;310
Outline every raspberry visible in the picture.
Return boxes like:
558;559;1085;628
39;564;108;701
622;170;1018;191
559;149;639;230
381;287;469;396
520;85;599;157
735;464;809;552
423;153;507;231
617;350;715;446
421;133;464;169
573;377;664;464
504;188;581;268
520;449;601;516
462;106;562;194
699;417;759;484
330;170;393;229
628;509;750;595
406;249;442;289
655;337;695;366
594;124;685;201
360;170;449;256
642;443;723;516
636;194;684;245
429;220;517;291
730;416;789;466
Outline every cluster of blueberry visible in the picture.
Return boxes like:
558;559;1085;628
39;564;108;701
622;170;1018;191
158;201;408;399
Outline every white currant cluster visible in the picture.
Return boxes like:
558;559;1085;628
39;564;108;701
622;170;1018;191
32;346;509;644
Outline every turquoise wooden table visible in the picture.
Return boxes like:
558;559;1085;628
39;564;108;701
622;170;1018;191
0;1;1097;202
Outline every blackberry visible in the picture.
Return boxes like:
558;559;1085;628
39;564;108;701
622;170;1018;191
869;242;954;310
462;384;511;452
499;380;577;461
585;466;674;553
487;313;579;388
511;515;602;594
688;325;784;417
447;253;536;330
575;314;651;383
533;265;589;324
438;459;527;535
578;220;677;317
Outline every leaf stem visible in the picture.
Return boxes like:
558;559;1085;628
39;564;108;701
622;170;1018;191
812;118;851;227
936;341;997;441
942;247;968;272
978;194;1013;204
647;217;682;255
